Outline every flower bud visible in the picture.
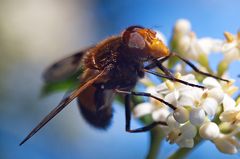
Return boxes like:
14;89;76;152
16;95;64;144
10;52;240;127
202;77;221;88
214;135;239;154
173;107;189;123
174;19;191;35
177;138;194;148
189;108;205;126
199;122;220;140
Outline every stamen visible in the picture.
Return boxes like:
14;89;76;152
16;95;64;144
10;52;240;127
166;80;175;91
224;32;234;43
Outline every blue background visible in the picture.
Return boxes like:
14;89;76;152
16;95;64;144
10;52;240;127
0;0;240;159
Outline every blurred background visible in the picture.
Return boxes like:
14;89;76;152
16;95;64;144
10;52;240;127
0;0;240;159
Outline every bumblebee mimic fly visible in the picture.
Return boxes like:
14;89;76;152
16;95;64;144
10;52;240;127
19;26;229;145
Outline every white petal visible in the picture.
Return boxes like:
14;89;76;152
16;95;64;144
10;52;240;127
223;94;236;111
222;42;237;53
201;97;218;117
146;87;158;96
179;36;191;53
178;95;195;107
198;38;223;54
173;107;189;123
199;122;220;140
203;77;221;88
214;136;239;154
207;88;224;104
197;38;213;54
167;114;180;129
211;39;224;52
133;103;155;118
224;47;240;62
174;19;191;35
178;89;203;107
189;108;206;126
182;88;203;100
152;108;171;122
156;83;170;95
164;91;179;105
219;110;238;122
180;74;196;82
180;122;197;139
187;40;202;60
177;138;194;148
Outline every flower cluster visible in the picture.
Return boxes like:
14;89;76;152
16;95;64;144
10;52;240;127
134;73;240;154
170;19;240;77
172;19;240;62
132;19;240;155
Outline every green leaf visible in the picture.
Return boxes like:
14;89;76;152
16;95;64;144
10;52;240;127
41;70;83;97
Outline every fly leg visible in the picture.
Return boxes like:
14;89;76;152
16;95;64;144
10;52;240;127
116;90;171;133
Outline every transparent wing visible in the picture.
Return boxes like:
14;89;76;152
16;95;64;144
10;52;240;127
19;70;106;146
43;47;92;83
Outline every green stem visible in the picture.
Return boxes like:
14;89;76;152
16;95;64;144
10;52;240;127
146;128;164;159
168;148;192;159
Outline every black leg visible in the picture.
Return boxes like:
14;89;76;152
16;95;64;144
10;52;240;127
124;94;167;133
145;57;205;89
116;89;176;110
145;52;229;82
171;52;229;82
144;69;204;89
144;55;171;70
145;55;206;89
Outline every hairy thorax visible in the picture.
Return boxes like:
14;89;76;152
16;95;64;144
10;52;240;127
83;36;122;70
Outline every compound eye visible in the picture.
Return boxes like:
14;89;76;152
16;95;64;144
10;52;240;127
128;32;146;49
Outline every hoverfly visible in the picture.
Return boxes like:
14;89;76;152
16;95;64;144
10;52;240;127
19;26;228;145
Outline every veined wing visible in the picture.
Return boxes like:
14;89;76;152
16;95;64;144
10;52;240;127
43;47;92;83
19;69;106;146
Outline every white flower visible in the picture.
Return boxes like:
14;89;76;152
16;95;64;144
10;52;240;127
179;89;219;117
222;32;240;62
178;77;228;119
166;114;197;148
220;104;240;126
173;19;224;61
198;38;223;53
178;33;223;61
134;72;238;153
132;19;240;154
222;94;237;111
175;122;197;148
213;133;240;154
156;73;199;103
174;19;191;35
